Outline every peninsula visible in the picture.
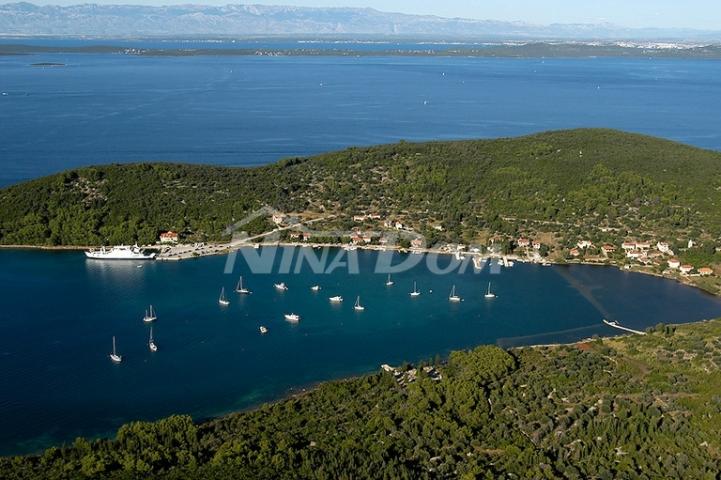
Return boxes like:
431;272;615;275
2;129;721;292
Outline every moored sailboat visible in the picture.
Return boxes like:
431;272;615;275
385;274;394;286
143;305;157;323
354;296;365;311
449;285;461;302
148;327;158;352
218;287;230;306
109;336;122;363
485;282;496;299
410;281;421;297
235;276;251;294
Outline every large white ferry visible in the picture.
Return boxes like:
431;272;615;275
85;245;156;260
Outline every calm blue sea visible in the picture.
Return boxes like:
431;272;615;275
2;41;721;455
1;247;721;455
1;40;721;186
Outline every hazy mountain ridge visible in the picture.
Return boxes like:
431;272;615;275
1;2;719;40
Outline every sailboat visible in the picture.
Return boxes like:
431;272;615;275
410;281;421;297
385;274;394;286
449;285;461;302
218;287;230;306
235;276;251;294
148;327;158;352
259;326;269;334
485;282;496;299
109;336;122;363
354;296;365;311
311;285;321;292
329;295;343;304
274;282;288;291
143;305;157;323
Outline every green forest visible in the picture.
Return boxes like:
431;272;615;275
2;129;721;248
3;319;721;479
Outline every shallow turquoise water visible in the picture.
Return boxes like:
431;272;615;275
1;247;721;455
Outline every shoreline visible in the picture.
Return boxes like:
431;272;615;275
1;240;713;296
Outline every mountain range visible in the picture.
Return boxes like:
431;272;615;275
1;2;719;40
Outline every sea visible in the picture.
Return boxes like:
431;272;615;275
2;38;721;455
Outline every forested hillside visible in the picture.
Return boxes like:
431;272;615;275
2;129;721;247
3;319;721;479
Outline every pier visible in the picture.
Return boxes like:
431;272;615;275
602;319;646;336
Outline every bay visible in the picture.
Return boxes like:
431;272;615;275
1;247;720;455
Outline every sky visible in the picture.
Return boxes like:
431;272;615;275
28;1;721;30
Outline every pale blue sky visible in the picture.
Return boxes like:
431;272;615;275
31;1;721;30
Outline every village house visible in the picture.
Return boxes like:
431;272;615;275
636;241;652;251
569;248;581;258
159;231;179;244
577;240;593;249
621;242;636;251
657;242;671;254
532;241;542;250
289;232;301;240
410;238;424;249
350;233;363;245
699;267;714;277
353;215;367;222
601;244;616;255
680;264;694;275
368;214;382;220
383;219;393;228
667;258;681;269
394;221;405;230
302;232;312;242
362;233;373;244
433;225;444;232
272;213;285;225
626;250;643;260
517;238;531;248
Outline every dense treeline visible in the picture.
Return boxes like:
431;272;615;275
1;128;720;246
3;319;721;479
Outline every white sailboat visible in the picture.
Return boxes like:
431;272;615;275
329;296;343;303
218;287;230;306
274;282;288;291
311;285;321;292
385;274;394;286
148;327;158;352
109;336;122;363
143;305;157;323
284;313;300;323
235;276;251;294
354;296;365;311
259;326;269;334
449;285;461;302
484;282;496;299
410;281;421;297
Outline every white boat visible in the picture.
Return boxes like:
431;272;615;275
329;296;343;303
284;313;300;323
344;245;358;251
455;251;463;261
143;305;157;323
385;274;394;286
410;281;421;297
235;276;251;294
484;282;496;299
148;327;158;352
218;287;230;306
274;282;288;291
354;296;365;311
259;326;269;334
449;285;461;302
85;244;156;260
311;285;321;292
109;336;122;363
541;262;552;267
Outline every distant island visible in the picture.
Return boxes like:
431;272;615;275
1;129;720;293
3;317;721;478
4;42;721;59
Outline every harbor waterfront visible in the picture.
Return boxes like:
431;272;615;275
1;246;721;455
